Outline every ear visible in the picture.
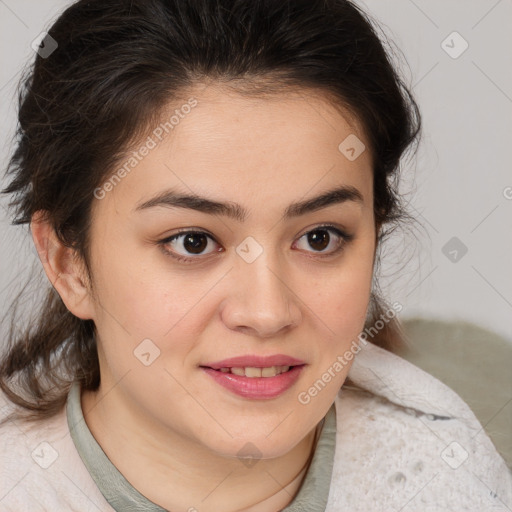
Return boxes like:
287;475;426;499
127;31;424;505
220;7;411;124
31;210;95;320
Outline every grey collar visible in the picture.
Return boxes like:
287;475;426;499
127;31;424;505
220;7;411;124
66;382;336;511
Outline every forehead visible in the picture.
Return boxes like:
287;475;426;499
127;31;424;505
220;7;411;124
93;85;373;220
166;84;368;167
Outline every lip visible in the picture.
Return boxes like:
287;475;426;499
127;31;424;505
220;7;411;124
201;354;306;370
200;365;306;400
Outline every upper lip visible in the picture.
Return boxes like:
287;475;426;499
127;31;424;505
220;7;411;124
202;354;306;369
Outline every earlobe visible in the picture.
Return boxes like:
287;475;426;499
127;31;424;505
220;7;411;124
31;210;95;321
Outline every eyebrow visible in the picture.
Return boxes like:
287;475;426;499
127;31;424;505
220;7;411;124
135;184;364;222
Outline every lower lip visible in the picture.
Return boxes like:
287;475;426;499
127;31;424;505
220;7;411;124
200;365;305;399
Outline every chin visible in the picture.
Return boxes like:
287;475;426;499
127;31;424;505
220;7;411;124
202;429;306;462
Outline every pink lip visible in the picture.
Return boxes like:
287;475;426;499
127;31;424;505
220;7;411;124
201;365;305;400
201;354;306;370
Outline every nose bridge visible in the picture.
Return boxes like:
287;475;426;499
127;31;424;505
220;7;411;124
245;251;287;306
223;237;301;336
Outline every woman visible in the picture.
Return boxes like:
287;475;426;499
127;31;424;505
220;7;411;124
1;0;510;510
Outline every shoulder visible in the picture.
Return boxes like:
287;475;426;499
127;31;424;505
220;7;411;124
327;341;512;512
0;390;112;512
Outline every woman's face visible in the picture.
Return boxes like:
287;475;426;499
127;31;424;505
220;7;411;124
86;85;376;458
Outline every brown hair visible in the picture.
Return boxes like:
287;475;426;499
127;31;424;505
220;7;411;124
1;0;421;421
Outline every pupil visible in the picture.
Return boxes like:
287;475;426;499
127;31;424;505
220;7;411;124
308;230;329;251
184;233;208;254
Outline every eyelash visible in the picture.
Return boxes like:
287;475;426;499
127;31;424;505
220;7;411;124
158;224;354;264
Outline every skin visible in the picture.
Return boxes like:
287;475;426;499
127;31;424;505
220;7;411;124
32;84;377;511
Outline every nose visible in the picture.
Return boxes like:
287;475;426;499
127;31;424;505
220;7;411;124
221;252;302;338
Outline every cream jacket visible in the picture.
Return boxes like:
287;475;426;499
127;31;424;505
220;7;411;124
1;341;511;511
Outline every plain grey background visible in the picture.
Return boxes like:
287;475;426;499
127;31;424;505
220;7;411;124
0;0;511;344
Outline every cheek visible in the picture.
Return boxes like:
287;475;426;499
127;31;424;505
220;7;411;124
303;246;374;341
89;239;219;355
308;277;371;350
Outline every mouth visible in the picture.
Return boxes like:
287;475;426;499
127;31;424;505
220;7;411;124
202;354;306;370
199;363;306;399
203;365;297;378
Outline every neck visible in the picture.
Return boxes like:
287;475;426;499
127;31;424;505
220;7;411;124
81;383;321;512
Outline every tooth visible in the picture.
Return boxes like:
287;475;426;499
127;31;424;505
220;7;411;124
261;366;277;377
245;367;262;378
227;366;291;377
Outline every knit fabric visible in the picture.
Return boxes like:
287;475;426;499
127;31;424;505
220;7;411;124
326;341;512;511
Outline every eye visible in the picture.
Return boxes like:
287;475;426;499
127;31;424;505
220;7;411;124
293;225;352;257
158;224;353;263
159;230;221;262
